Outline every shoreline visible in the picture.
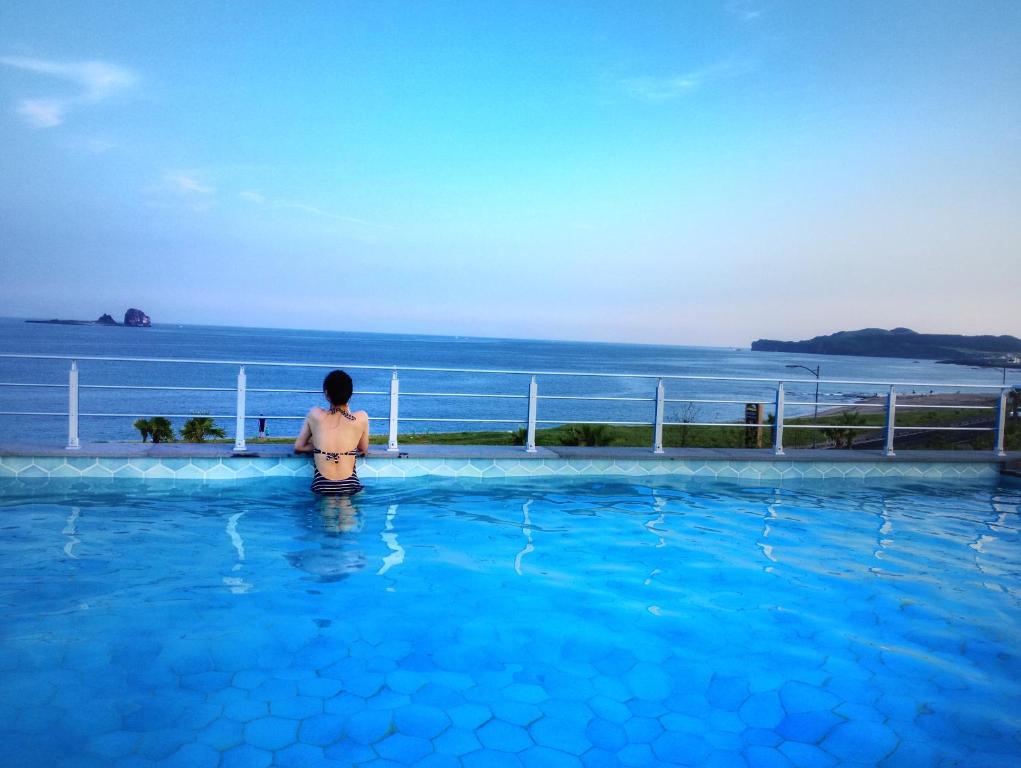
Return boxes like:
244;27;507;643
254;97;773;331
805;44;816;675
817;392;999;418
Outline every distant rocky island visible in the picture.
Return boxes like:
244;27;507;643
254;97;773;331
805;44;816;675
752;327;1021;368
26;308;151;327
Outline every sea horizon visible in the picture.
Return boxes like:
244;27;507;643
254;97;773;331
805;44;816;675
0;316;1014;445
1;315;748;354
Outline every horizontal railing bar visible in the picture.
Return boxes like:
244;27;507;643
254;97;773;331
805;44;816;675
78;413;248;419
538;395;656;402
893;403;995;411
891;426;995;432
402;391;528;399
783;424;883;430
665;397;767;405
0;411;524;424
0;354;1008;389
386;418;526;424
80;384;236;392
0;383;388;395
222;415;390;422
783;401;994;411
785;401;884;408
662;421;767;428
658;421;886;430
0;411;68;416
535;420;652;426
247;388;388;396
0;412;389;421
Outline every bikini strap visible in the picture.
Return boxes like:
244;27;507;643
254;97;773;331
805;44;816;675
313;447;360;462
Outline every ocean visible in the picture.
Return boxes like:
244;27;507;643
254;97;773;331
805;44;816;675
0;318;1012;444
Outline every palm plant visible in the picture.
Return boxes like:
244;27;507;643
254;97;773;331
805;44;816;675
560;423;611;447
150;417;175;443
133;418;152;442
181;416;226;442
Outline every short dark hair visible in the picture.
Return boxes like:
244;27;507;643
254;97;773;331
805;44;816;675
323;370;353;406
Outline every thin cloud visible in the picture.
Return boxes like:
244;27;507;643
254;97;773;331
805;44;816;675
142;171;217;211
167;172;215;195
80;137;117;155
0;54;137;128
622;73;704;102
240;189;382;229
239;189;266;203
620;60;753;102
726;1;766;22
17;98;64;127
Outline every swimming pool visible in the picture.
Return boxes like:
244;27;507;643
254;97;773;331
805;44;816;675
1;475;1019;767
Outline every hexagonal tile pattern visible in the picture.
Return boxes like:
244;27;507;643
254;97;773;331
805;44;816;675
478;719;533;752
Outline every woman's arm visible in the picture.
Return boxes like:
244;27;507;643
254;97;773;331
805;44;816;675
294;414;314;453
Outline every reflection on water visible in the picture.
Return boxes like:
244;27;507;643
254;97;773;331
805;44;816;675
875;497;894;561
377;504;405;589
286;495;366;582
644;491;667;616
62;505;80;559
759;490;779;569
513;499;534;576
971;492;1016;594
223;511;253;594
319;495;364;534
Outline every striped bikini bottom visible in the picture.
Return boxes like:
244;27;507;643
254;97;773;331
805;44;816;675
311;466;364;496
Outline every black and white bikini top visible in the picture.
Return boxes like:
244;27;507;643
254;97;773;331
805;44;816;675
313;447;360;463
313;406;360;462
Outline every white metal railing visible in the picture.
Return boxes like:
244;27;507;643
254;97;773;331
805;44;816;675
0;353;1013;457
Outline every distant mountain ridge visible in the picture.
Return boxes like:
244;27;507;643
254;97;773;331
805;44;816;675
751;327;1021;360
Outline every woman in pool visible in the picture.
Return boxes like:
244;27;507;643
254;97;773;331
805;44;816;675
294;370;369;495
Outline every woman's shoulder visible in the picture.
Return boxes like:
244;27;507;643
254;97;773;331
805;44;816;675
306;406;326;419
354;409;369;421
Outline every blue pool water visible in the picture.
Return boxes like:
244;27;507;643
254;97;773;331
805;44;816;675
1;476;1019;767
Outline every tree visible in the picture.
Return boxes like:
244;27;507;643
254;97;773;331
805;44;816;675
181;416;226;443
150;417;175;443
133;418;152;442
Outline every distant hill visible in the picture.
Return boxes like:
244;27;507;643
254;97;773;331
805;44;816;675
751;327;1021;361
25;308;151;328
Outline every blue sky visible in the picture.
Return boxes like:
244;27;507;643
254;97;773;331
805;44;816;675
1;1;1018;345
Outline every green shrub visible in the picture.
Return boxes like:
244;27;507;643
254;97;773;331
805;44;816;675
181;416;226;443
823;412;865;449
149;417;175;443
559;423;612;447
133;418;152;442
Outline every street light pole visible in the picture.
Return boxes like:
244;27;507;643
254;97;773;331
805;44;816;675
786;364;821;420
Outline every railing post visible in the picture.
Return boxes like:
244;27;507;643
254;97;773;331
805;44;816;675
773;382;785;456
233;366;247;452
387;369;400;453
883;385;897;457
525;376;537;453
652;378;665;454
66;359;80;450
994;387;1008;458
